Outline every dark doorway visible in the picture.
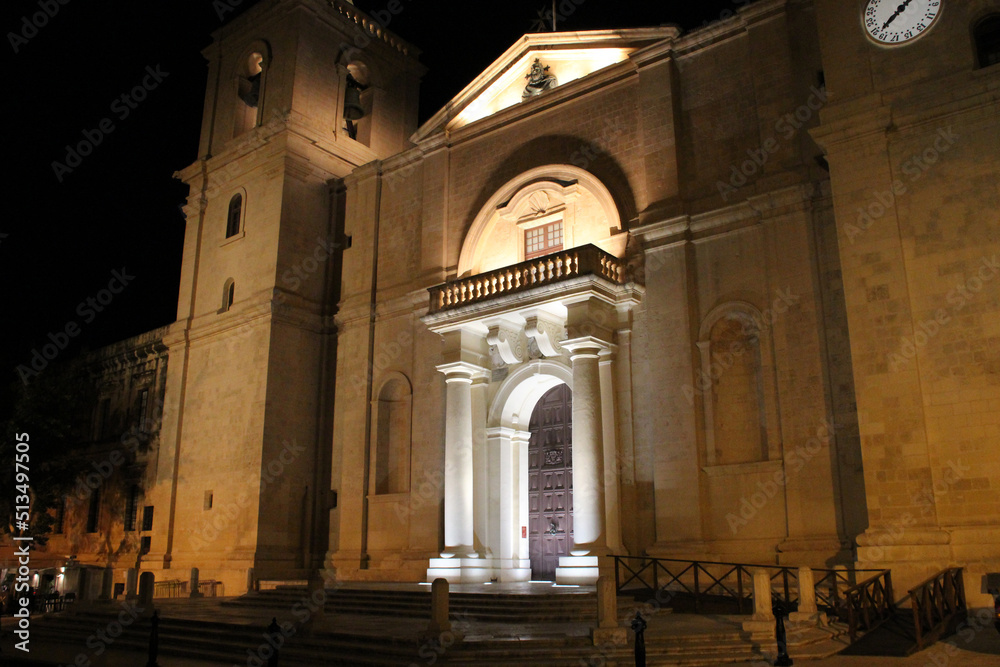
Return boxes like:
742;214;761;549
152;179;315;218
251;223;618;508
528;383;573;580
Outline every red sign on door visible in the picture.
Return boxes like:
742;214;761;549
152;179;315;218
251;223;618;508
521;526;527;538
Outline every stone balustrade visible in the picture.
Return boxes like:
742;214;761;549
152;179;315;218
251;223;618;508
428;244;626;314
330;0;411;56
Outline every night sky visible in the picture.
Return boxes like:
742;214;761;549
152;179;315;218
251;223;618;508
2;0;742;394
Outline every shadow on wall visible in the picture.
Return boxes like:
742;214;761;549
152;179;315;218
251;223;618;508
465;134;639;239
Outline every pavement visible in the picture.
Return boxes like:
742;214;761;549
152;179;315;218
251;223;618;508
1;584;998;666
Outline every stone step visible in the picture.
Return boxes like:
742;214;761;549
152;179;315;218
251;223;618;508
29;614;423;665
446;642;762;666
31;611;769;667
227;587;598;621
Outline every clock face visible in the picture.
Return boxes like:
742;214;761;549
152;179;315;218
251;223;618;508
863;0;942;46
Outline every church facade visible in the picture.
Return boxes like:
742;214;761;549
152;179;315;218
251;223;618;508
10;0;999;607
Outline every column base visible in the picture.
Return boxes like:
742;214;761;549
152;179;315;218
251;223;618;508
556;555;601;585
591;627;628;646
742;617;776;641
788;610;827;625
427;557;531;583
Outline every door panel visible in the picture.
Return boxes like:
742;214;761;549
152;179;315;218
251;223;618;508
528;384;573;580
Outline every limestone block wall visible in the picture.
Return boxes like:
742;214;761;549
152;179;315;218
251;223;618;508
814;0;1000;604
327;0;862;580
155;0;425;591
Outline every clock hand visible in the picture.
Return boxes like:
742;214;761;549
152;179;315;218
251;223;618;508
882;0;915;31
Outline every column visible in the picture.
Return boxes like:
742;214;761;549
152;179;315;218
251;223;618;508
563;338;608;555
599;348;624;554
438;362;482;558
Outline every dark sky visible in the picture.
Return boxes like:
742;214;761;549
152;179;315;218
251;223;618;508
2;0;742;390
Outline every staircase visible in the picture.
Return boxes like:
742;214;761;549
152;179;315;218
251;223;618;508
23;582;863;665
226;584;598;622
445;625;765;666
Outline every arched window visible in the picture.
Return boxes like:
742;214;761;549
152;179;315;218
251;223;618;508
373;376;412;495
226;193;243;238
234;50;266;138
975;15;1000;68
221;278;235;313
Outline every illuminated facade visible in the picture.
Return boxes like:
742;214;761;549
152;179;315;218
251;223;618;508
10;0;999;607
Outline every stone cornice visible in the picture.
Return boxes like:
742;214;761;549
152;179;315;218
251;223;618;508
672;0;788;56
810;106;892;153
438;63;638;147
412;27;676;144
633;183;820;248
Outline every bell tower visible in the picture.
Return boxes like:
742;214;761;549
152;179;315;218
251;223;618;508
147;0;423;592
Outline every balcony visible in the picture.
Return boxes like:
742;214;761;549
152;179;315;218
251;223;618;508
428;244;627;315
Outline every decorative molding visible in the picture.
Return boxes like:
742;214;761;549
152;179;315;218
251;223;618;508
524;314;565;358
486;324;525;365
701;459;783;477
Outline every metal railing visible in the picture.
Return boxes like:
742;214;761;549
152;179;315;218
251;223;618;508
844;569;894;642
153;579;186;598
199;580;224;597
909;567;966;653
611;555;876;615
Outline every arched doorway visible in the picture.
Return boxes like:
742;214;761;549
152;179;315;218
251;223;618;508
528;383;573;580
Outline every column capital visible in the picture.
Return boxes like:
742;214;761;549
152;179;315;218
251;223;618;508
561;335;611;360
436;361;489;381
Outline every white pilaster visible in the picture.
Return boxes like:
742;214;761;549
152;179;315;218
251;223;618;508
437;361;485;558
599;348;624;554
562;337;608;555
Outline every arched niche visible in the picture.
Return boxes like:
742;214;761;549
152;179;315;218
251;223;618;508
372;372;412;495
697;301;782;467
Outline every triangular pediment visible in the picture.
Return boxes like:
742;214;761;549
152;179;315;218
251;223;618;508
412;28;678;143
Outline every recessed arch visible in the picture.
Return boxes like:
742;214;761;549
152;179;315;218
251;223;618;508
974;13;1000;68
373;371;412;495
232;40;271;138
458;165;624;278
697;300;781;467
699;300;765;341
488;358;573;430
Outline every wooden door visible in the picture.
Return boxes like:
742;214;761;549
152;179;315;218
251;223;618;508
528;384;573;580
